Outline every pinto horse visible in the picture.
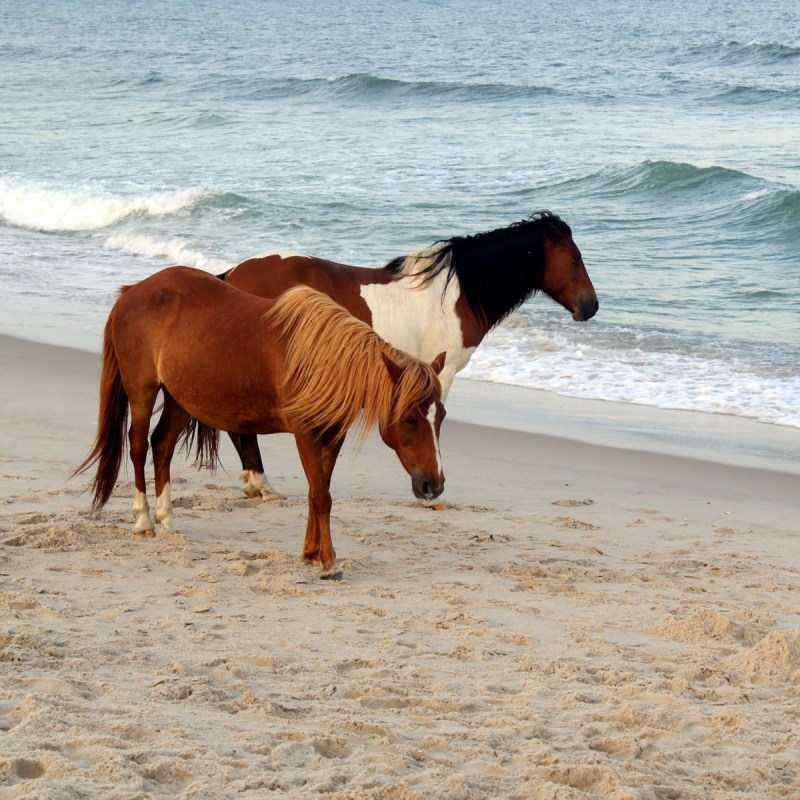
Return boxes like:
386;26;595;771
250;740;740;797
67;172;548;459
221;211;598;499
75;266;446;578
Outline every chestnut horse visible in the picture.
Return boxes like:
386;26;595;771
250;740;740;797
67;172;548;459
75;266;446;578
221;211;598;499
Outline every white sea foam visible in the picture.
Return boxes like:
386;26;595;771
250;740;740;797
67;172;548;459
741;188;773;202
0;179;209;232
102;232;232;273
461;322;800;429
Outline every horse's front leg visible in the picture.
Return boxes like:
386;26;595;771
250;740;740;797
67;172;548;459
294;432;343;579
229;432;284;501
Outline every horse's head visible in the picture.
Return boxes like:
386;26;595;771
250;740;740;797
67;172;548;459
380;351;446;501
540;218;599;322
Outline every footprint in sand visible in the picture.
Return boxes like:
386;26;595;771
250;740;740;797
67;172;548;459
552;516;600;531
10;758;46;781
17;512;55;525
552;499;594;507
538;764;616;792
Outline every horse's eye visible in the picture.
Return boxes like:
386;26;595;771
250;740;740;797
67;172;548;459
403;416;417;426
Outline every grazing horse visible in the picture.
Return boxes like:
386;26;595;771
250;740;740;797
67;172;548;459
221;211;598;499
74;266;446;578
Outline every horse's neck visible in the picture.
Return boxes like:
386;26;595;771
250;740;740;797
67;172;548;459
392;245;446;279
359;265;478;400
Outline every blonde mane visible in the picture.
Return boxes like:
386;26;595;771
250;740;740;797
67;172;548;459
266;286;442;444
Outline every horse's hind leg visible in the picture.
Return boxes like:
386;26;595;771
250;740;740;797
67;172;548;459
230;432;285;501
151;389;191;533
128;391;158;536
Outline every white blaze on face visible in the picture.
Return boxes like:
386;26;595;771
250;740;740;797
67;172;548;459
426;401;443;479
360;267;476;401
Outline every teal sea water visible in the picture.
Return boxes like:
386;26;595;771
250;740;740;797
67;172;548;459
1;0;799;425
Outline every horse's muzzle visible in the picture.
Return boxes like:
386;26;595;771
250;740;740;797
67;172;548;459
412;474;445;501
573;296;599;321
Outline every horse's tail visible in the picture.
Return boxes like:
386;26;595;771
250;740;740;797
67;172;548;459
72;317;129;510
180;418;221;471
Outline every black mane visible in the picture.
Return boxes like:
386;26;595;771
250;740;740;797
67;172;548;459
386;211;572;329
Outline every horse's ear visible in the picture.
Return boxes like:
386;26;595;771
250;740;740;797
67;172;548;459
540;211;570;242
381;351;406;383
431;351;447;375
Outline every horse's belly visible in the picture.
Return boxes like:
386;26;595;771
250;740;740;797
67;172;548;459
158;356;287;435
183;394;287;435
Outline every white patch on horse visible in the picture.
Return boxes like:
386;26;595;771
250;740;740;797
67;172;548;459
426;401;443;479
360;250;476;400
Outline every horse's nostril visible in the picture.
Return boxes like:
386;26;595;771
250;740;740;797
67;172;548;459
422;481;432;497
579;297;599;321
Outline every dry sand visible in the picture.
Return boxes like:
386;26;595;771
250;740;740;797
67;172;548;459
1;333;799;799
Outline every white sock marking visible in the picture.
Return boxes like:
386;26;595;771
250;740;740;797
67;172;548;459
155;483;175;531
240;469;284;499
132;490;153;533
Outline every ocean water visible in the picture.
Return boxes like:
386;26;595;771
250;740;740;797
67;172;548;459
1;0;799;427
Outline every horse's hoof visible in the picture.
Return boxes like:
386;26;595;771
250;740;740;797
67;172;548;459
320;569;343;581
135;529;156;538
260;491;286;503
244;488;285;502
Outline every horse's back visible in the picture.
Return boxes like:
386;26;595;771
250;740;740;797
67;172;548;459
117;264;224;306
223;253;391;324
115;266;270;340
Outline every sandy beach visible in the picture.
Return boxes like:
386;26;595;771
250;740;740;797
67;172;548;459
1;331;799;799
